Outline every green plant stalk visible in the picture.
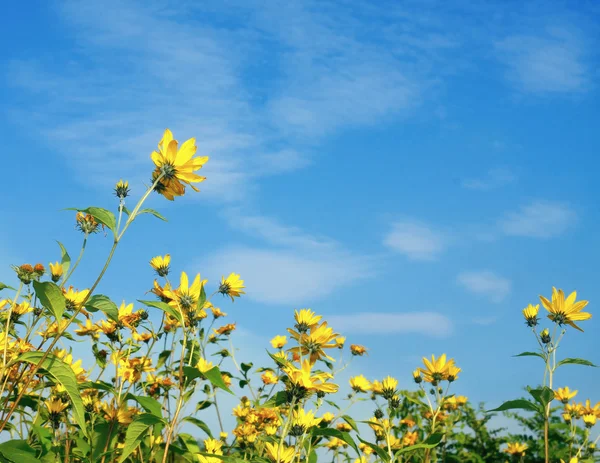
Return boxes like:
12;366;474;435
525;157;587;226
61;235;88;288
0;176;163;435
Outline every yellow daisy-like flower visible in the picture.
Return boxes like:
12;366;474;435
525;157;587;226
150;254;170;277
283;359;339;395
265;442;297;463
350;344;367;356
261;371;279;385
555;387;578;404
197;357;214;373
114;179;130;199
560;458;579;463
48;261;64;283
294;309;322;332
349;375;371;393
218;273;245;302
334;336;346;348
321;412;335;424
74;318;101;340
420;354;455;384
165;271;207;312
539;287;591;331
63;286;90;311
291;408;321;433
132;331;153;343
503;442;527;456
381;376;398;398
151;129;209;200
270;335;287;349
45;397;69;415
522;303;540;327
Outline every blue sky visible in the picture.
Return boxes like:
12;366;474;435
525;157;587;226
1;0;600;430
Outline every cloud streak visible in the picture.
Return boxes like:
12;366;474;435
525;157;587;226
383;221;446;261
457;271;511;303
327;312;453;338
500;200;577;238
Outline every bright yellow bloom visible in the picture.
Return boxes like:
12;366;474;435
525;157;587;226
504;442;527;456
214;323;236;336
583;413;597;427
197;357;214;373
117;357;154;383
165;271;207;311
294;309;322;332
219;273;245;301
151;128;208;200
48;262;64;282
560;458;578;463
539;287;591;331
150;254;171;277
132;331;153;343
291;408;321;432
270;335;287;349
114;179;130;199
265;442;296;463
522;303;540;326
381;376;398;398
102;402;136;425
555;387;578;404
45;397;69;415
12;301;34;317
334;336;346;348
283;359;338;394
74;318;100;340
288;321;339;364
118;301;142;330
211;307;226;318
321;412;335;424
54;349;87;382
261;371;279;385
420;354;455;383
63;286;90;310
326;438;348;450
349;375;371;393
447;365;461;382
403;431;418;446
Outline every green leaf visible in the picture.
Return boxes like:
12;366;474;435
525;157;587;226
67;207;117;234
179;433;201;454
341;415;359;432
241;362;253;373
85;295;118;322
91;422;116;461
198;284;206;309
18;352;87;437
204;367;234;394
138;300;183;326
56;241;71;278
513;351;545;360
138;208;168;222
556;358;598;368
125;394;163;418
394;433;444;456
486;399;539;413
0;283;16;292
32;281;65;321
264;391;288;407
0;440;41;463
528;386;555;408
356;436;390;462
313;428;360;457
181;417;213;438
118;413;164;463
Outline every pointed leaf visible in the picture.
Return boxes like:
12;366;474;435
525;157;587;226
513;351;545;360
33;281;65;321
85;295;118;322
356;436;390;462
56;241;71;278
118;414;164;463
0;283;16;292
204;367;233;394
181;417;213;438
556;358;598;368
124;394;163;418
528;386;555;408
18;352;87;437
486;399;539;413
313;428;360;456
394;432;444;455
138;208;168;222
0;440;40;463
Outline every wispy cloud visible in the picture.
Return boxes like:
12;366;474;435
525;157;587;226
383;221;446;261
457;271;511;303
495;27;589;94
500;200;577;238
462;167;517;191
203;212;375;305
327;312;453;338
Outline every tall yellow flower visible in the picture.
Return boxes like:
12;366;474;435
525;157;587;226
63;286;90;311
555;387;578;404
218;273;245;301
150;254;170;277
539;287;591;331
522;304;540;327
419;354;455;384
288;321;339;364
265;442;296;463
270;335;287;349
504;442;527;456
48;262;64;283
349;375;371;393
294;309;322;332
151;129;209;200
165;271;207;311
283;359;338;395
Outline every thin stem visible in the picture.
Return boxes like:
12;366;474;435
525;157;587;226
61;235;88;288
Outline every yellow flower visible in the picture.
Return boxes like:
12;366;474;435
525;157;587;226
151;128;208;200
522;303;540;327
114;179;130;199
283;359;338;394
118;301;142;330
150;254;171;277
288;321;339;364
74;318;100;340
45;397;69;415
48;262;64;283
334;336;346;348
583;413;597;427
102;402;136;425
350;344;367;356
321;412;335;424
291;408;321;432
270;335;287;349
539;287;591;331
63;286;90;311
560;458;578;463
294;309;322;332
555;387;578;404
197;357;214;373
165;271;207;312
262;371;279;385
381;376;398;398
420;354;455;384
504;442;527;456
403;431;418;446
12;301;34;317
412;369;423;384
349;375;371;393
218;273;245;301
265;442;296;463
326;438;348;450
132;331;153;343
214;323;236;336
447;365;461;382
211;307;227;318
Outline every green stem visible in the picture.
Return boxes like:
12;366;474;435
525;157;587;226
61;235;88;288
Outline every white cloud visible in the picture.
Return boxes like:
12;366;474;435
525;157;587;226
495;28;589;94
326;312;453;338
462;167;517;191
500;200;576;238
383;221;446;261
457;271;511;303
202;246;371;305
